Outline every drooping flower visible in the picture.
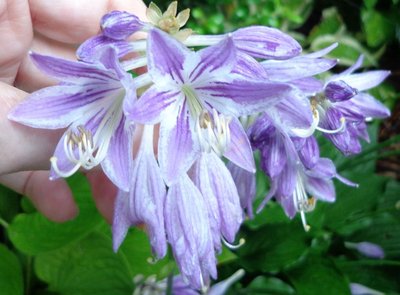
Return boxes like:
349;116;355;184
345;241;385;259
127;28;293;185
112;125;167;258
8;46;135;190
311;55;391;155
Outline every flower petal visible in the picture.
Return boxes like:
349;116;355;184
77;35;134;62
165;175;216;289
101;11;144;40
347;93;390;119
126;85;180;124
224;118;255;173
148;29;189;83
260;134;287;178
340;70;390;91
227;162;256;218
204;153;243;243
262;56;336;82
232;26;301;59
201;80;293;116
325;80;358;102
305;177;335;202
159;106;197;186
30;52;118;83
130;125;167;258
101;118;131;191
9;84;119;129
298;136;320;169
112;190;131;251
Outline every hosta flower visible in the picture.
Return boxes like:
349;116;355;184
9;46;135;190
127;28;293;185
345;241;385;259
311;55;391;155
113;125;167;258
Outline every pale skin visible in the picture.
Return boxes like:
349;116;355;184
0;0;147;223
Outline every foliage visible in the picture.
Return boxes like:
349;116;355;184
1;0;399;294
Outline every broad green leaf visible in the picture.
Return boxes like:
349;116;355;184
0;245;24;295
35;232;133;295
307;173;387;234
244;276;295;295
286;256;351;295
8;174;102;255
237;222;308;272
362;9;394;47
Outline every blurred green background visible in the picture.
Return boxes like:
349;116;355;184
1;0;399;294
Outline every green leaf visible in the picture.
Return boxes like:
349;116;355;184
362;9;395;47
286;256;351;295
237;222;308;272
244;276;295;295
35;232;133;295
307;173;387;234
8;174;102;255
0;245;24;295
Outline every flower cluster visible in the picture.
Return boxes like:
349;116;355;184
9;1;390;291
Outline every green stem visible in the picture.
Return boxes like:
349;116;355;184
25;256;32;295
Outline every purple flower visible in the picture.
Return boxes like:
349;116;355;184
112;125;167;258
312;56;391;155
126;28;293;185
8;46;135;190
350;283;384;295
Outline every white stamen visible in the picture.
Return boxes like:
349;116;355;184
316;116;346;134
196;109;231;155
222;237;246;250
293;172;316;232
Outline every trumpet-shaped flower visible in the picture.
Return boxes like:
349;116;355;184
127;28;293;185
9;46;135;190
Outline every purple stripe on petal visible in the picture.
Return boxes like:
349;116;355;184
224;118;255;173
9;84;119;129
202;80;293;115
232;26;302;59
148;29;188;83
126;85;180;124
159;106;197;186
190;37;237;81
232;51;268;79
290;77;323;94
276;164;296;197
30;52;117;82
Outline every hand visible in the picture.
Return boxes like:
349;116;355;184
0;0;146;223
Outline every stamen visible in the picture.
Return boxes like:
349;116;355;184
196;109;231;155
316;117;346;134
222;237;246;250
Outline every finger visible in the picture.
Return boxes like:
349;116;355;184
0;0;32;83
0;171;78;222
15;33;77;92
0;82;61;174
30;0;147;44
86;170;118;224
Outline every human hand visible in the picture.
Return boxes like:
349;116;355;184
0;0;146;223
